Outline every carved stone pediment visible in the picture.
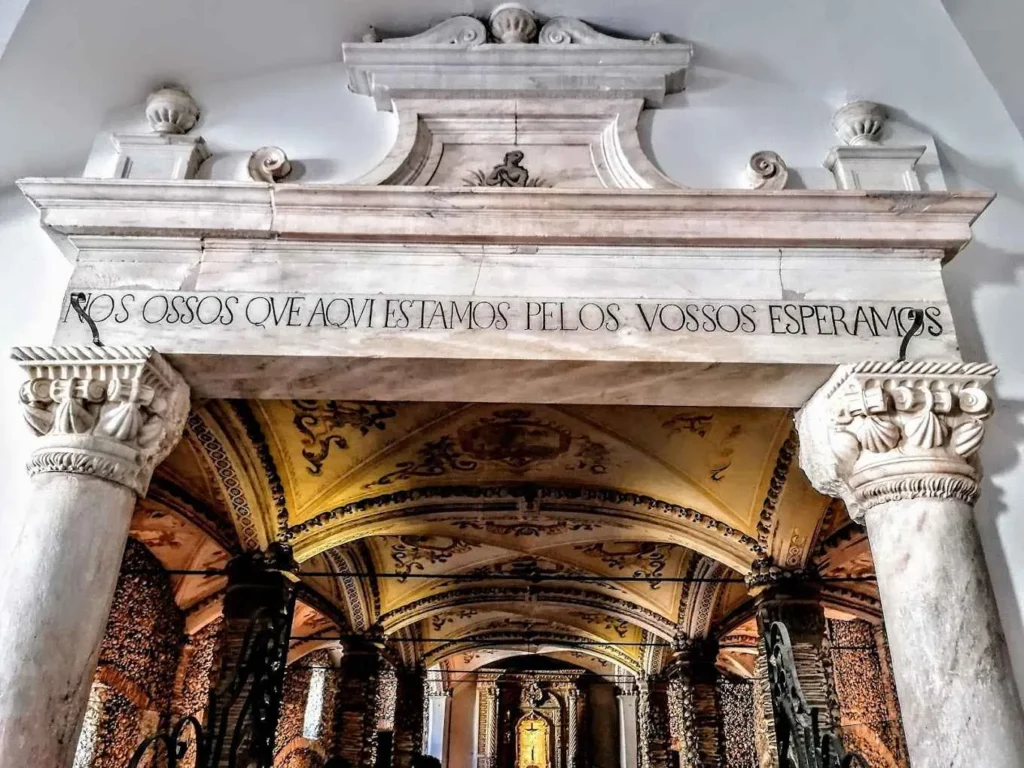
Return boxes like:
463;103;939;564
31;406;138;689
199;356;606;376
342;7;692;188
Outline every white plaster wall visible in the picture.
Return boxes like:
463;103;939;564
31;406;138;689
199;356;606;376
0;189;70;566
1;0;1023;702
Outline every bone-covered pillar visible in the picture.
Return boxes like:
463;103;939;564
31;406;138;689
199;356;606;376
797;360;1024;767
392;665;427;768
666;636;723;768
332;635;386;766
0;346;189;768
745;561;836;768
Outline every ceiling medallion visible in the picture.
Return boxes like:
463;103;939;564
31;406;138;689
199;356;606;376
457;408;571;468
431;608;480;632
366;409;609;487
443;556;621;592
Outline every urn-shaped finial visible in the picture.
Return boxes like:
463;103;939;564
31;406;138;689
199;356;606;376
145;86;200;135
489;4;538;43
832;101;888;146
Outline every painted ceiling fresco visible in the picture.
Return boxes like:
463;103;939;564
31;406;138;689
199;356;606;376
136;399;877;677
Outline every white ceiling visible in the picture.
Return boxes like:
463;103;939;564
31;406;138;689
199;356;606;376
0;0;1021;186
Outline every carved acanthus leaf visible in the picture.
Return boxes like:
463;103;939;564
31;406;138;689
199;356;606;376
13;346;190;495
797;361;997;519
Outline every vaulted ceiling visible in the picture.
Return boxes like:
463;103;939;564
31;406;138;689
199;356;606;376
129;398;878;677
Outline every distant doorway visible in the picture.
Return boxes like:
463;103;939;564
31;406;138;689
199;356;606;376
375;730;393;768
516;712;551;768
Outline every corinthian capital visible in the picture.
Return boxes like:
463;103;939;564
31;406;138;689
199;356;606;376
796;361;996;521
14;346;190;495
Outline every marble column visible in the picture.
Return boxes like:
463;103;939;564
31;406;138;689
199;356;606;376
0;346;189;768
424;688;450;760
616;683;639;768
798;360;1024;767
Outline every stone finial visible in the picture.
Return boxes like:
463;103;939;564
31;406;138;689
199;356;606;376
145;86;200;135
796;361;997;521
14;345;190;495
832;101;888;146
489;4;538;44
743;150;789;191
247;146;293;183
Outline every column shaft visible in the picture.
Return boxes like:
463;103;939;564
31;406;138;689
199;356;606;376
866;498;1024;766
617;689;639;768
333;649;383;766
392;668;426;768
566;689;580;768
210;546;297;768
425;693;449;759
476;681;499;768
747;573;835;768
692;671;722;765
639;680;671;768
0;474;135;767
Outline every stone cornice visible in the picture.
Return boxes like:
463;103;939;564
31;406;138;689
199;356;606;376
796;360;997;520
14;345;190;495
343;11;690;110
17;179;992;259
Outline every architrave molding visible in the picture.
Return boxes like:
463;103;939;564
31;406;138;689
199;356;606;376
18;180;992;256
